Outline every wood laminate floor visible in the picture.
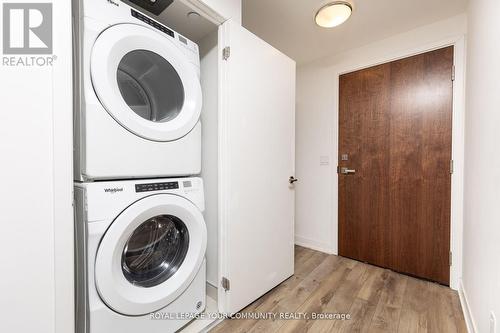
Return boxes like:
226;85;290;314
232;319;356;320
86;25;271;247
211;246;466;333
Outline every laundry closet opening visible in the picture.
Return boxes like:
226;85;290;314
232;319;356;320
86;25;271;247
81;1;297;330
122;0;222;328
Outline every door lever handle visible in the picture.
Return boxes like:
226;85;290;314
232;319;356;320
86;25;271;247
289;176;299;184
340;167;356;175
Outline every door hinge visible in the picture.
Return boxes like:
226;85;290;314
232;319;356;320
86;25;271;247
450;160;454;174
222;46;230;61
221;277;230;291
449;251;453;266
451;65;456;81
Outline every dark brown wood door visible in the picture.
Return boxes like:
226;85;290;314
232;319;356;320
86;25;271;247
338;47;453;285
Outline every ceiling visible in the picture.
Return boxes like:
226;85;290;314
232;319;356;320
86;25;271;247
242;0;468;64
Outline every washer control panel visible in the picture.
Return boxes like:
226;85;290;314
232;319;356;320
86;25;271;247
135;181;179;193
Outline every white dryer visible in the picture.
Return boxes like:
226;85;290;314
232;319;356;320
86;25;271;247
73;0;202;181
74;178;207;333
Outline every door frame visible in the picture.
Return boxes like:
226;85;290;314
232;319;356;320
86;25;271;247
331;36;466;290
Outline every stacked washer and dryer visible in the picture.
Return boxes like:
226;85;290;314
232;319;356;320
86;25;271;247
73;1;207;332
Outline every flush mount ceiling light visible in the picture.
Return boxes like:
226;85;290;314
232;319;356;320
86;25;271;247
315;1;353;28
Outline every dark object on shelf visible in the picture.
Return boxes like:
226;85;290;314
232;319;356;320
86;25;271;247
128;0;174;16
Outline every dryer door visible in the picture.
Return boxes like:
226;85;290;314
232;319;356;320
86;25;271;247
95;194;207;316
91;23;202;142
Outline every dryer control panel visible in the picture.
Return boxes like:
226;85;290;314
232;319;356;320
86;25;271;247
131;9;174;38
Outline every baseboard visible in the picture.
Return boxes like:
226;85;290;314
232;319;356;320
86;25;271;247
295;235;334;254
458;279;478;333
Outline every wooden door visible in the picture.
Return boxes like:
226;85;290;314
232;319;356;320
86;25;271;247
218;20;296;313
338;47;453;285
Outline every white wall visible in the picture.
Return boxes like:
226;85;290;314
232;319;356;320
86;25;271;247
0;1;74;333
461;0;500;332
295;14;467;258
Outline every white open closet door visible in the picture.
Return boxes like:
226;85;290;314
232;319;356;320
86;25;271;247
218;20;296;314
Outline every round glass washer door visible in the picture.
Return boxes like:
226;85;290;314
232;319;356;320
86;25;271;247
95;194;207;316
91;23;202;142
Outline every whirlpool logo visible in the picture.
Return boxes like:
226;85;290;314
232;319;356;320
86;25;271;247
104;188;124;194
2;3;56;66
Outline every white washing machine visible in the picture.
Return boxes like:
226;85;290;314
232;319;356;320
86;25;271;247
73;0;202;181
74;178;207;333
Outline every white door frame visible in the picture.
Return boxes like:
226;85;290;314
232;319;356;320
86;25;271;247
331;36;466;290
55;1;74;332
